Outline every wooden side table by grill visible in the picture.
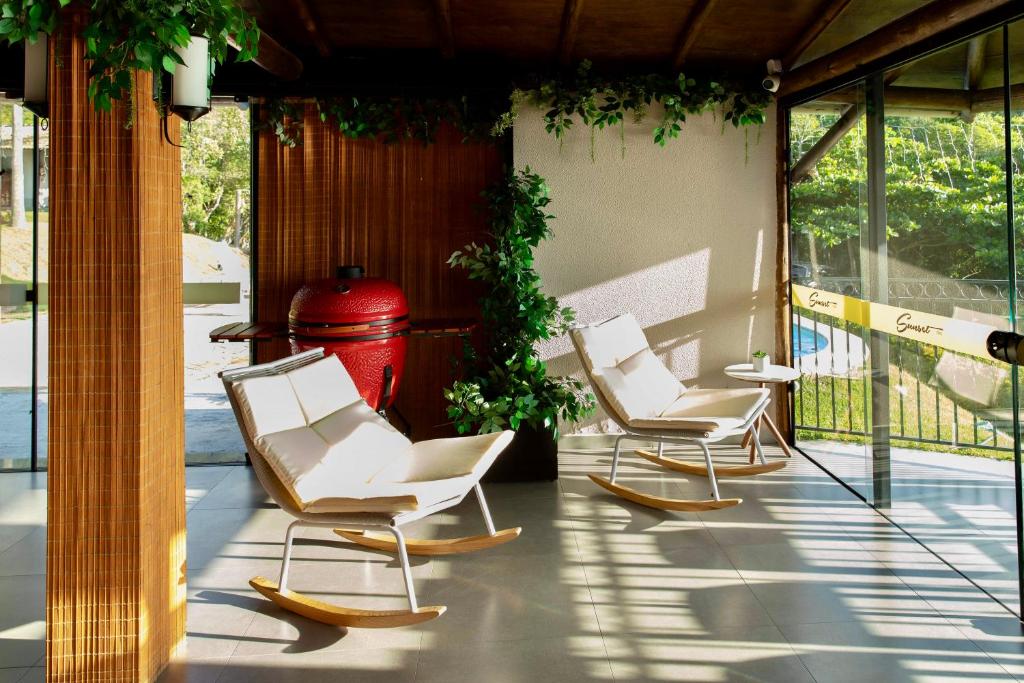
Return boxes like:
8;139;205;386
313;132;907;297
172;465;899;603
724;363;800;463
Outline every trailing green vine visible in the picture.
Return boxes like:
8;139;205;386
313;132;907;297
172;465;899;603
0;0;259;114
262;60;770;156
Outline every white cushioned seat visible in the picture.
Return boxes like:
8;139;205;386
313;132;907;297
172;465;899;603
376;432;513;483
231;356;514;515
629;387;769;432
233;374;308;439
286;354;363;423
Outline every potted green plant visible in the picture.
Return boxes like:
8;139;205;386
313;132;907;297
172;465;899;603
752;350;770;373
445;168;595;481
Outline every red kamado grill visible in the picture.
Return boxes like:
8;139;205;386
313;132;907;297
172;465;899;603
289;265;410;412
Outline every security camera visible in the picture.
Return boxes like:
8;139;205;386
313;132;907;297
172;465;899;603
763;58;783;93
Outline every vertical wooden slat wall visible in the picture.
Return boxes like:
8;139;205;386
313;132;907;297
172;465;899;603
256;105;503;438
46;17;186;683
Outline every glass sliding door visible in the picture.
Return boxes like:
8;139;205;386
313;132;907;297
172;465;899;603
181;104;251;465
789;22;1024;615
0;103;45;471
789;86;874;500
877;27;1018;612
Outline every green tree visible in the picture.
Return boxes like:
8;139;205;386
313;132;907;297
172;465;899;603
180;106;250;247
790;111;1024;281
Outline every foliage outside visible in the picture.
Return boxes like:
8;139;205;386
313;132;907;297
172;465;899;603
445;168;595;438
790;111;1024;280
180;105;250;247
0;0;259;115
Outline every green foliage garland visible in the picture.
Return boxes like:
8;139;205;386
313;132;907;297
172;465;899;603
261;61;770;153
0;0;259;114
445;168;596;437
494;60;771;150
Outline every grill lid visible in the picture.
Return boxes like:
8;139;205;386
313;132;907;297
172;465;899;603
288;265;410;334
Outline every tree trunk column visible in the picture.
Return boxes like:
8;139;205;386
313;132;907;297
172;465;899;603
46;15;186;683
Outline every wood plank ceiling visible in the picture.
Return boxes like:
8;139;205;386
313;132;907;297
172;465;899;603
239;0;938;76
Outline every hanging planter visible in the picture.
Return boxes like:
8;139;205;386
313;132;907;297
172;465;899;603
170;35;212;122
0;0;259;117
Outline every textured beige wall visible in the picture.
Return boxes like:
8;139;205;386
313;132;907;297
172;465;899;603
514;104;778;433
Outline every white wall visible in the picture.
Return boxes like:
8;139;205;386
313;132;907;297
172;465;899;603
514;104;778;433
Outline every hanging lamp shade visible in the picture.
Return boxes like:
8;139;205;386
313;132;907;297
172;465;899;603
23;33;48;118
171;35;212;122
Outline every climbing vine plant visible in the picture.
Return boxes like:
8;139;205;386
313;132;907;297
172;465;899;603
261;60;770;155
0;0;259;114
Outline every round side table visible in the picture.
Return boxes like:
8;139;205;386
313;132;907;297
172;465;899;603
724;363;800;463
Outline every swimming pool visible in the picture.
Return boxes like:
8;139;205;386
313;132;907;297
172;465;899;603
793;324;829;358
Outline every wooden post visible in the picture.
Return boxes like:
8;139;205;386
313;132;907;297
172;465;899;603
46;16;186;682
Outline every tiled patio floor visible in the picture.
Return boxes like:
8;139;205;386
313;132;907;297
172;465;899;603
2;443;1024;681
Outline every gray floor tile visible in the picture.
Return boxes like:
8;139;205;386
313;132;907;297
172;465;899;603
0;670;27;683
219;647;420;683
781;618;1004;683
602;623;814;683
416;635;613;683
0;575;44;669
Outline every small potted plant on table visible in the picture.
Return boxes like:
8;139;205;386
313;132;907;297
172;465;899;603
752;350;770;373
445;168;595;482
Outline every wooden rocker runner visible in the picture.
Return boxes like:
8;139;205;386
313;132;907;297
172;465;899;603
222;349;520;628
570;314;786;512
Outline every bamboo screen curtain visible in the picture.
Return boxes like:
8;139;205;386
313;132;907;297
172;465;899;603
256;105;503;438
46;15;186;683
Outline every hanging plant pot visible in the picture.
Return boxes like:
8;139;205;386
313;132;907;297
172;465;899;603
482;425;559;483
171;35;212;122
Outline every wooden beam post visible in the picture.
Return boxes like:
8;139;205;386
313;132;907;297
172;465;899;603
288;0;331;58
783;0;854;70
432;0;455;59
779;0;1015;98
47;15;186;683
557;0;585;67
791;68;908;185
229;29;303;80
965;34;987;88
670;0;718;71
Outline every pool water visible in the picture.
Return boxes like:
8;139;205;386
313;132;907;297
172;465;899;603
793;324;829;358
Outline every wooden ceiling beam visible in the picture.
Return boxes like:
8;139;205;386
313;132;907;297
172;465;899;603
780;0;1015;99
783;0;854;70
811;84;1021;112
557;0;585;67
288;0;331;58
670;0;718;71
432;0;455;59
791;68;911;185
229;29;303;80
964;34;986;89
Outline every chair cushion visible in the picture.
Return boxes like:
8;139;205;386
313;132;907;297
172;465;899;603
232;375;307;439
285;354;362;423
573;313;650;372
376;431;514;483
629;387;769;433
254;402;413;506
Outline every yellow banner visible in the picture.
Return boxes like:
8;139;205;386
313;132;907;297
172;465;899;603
792;284;1000;359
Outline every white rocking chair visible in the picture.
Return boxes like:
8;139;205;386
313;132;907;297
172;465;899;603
570;314;783;511
221;348;520;628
